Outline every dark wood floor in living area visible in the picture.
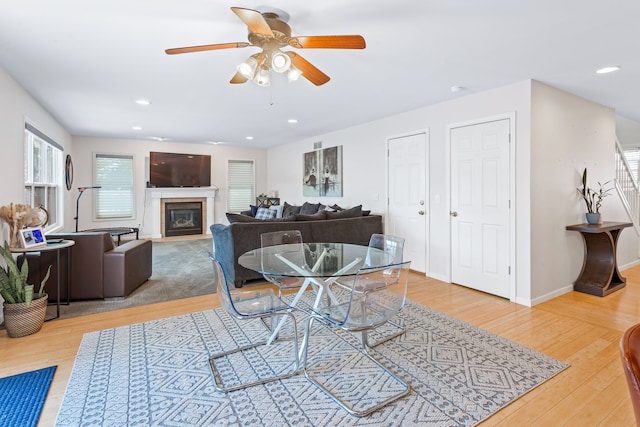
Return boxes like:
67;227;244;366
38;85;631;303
2;264;640;426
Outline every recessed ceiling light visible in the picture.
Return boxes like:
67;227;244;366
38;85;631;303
150;136;165;141
450;86;466;92
246;136;254;140
288;119;298;124
135;99;151;105
596;66;621;74
132;126;143;130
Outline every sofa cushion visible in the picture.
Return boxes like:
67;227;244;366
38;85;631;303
282;202;301;218
255;207;276;220
294;211;327;221
300;202;320;215
325;205;362;219
227;212;262;223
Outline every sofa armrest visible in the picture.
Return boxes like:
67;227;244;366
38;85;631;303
103;239;152;298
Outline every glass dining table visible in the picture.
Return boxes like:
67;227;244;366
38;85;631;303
239;242;394;343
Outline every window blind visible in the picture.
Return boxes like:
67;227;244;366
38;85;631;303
227;160;254;213
95;153;134;219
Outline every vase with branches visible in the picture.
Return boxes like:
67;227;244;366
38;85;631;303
577;168;613;224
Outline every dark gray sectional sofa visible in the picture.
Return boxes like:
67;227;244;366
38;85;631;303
210;213;383;287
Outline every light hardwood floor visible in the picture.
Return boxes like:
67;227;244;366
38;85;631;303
3;266;640;426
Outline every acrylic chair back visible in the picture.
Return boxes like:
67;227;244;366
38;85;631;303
325;261;411;330
210;252;284;320
365;234;405;267
209;252;237;317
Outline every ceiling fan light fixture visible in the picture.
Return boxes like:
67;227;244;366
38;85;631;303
237;56;259;79
271;51;291;73
286;65;302;82
254;65;271;86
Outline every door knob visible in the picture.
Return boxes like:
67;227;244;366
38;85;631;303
418;210;425;215
450;211;458;217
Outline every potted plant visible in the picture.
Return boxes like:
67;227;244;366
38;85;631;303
0;241;51;337
577;168;613;224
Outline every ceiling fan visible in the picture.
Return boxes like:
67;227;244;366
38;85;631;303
165;7;366;87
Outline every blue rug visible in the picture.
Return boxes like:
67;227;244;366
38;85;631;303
0;366;56;427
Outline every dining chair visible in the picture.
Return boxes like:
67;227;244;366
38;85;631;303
260;230;308;297
207;253;299;392
301;261;412;417
365;233;405;266
353;233;407;347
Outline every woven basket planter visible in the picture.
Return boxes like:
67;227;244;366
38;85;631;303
3;295;48;338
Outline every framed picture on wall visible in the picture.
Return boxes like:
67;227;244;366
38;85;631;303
303;145;343;197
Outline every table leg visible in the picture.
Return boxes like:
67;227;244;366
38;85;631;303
45;248;61;321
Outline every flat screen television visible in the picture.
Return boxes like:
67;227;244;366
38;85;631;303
149;151;211;188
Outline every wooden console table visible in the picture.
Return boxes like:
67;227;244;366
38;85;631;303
256;197;280;208
566;222;632;296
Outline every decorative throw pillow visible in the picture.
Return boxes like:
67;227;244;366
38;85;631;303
300;202;320;215
362;210;371;216
269;204;284;218
255;207;276;220
330;204;343;211
294;211;327;221
282;202;301;218
226;212;261;223
325;205;362;219
249;204;259;217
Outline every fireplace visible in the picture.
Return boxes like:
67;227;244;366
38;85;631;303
164;202;203;237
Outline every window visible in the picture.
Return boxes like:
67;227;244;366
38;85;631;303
24;124;62;229
624;148;640;182
227;160;254;213
94;153;135;219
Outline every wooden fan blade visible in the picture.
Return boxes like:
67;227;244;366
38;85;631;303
230;72;248;84
288;35;366;49
286;52;330;86
231;7;274;37
165;42;250;55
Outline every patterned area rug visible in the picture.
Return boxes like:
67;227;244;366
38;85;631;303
56;295;568;426
0;366;57;427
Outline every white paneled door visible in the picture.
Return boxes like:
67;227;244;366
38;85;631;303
387;132;427;273
450;119;510;298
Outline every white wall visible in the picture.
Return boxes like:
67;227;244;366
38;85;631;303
268;79;640;306
71;137;267;235
529;81;638;304
269;80;533;297
0;67;73;324
617;115;640;148
0;67;73;220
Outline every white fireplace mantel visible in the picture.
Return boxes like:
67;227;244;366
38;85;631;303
143;186;218;238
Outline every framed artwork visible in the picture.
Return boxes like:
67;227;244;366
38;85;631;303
303;145;343;197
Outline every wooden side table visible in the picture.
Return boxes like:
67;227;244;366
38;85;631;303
565;222;632;296
11;239;75;320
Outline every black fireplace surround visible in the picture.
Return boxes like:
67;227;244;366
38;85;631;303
164;202;203;237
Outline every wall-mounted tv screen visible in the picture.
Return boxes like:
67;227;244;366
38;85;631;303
149;151;211;188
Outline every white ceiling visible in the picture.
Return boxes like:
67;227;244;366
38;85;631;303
1;1;639;148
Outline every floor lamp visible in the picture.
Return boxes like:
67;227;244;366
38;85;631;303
74;186;101;232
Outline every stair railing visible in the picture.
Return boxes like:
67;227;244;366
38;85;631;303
615;139;640;235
